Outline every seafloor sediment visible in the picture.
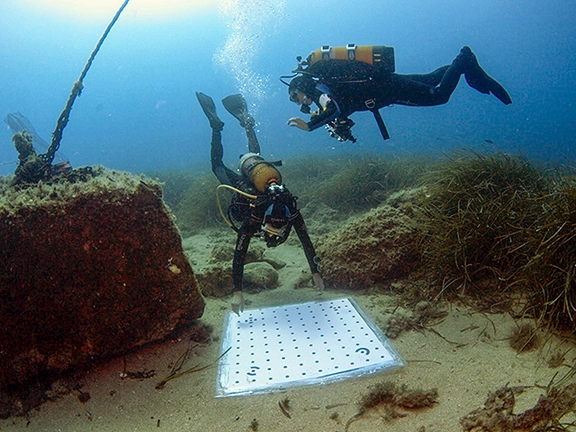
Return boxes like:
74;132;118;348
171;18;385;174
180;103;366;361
1;227;574;431
1;157;576;430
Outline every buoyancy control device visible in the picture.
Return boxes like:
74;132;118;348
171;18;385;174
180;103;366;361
286;44;396;142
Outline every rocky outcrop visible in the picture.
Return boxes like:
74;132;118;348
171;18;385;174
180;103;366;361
195;241;284;297
0;167;204;416
317;190;421;290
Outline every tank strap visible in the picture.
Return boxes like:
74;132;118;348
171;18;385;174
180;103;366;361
346;43;357;60
371;108;390;140
320;44;358;61
364;97;391;140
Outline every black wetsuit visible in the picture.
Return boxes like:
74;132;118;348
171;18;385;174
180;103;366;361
210;126;320;293
305;64;461;132
302;47;511;132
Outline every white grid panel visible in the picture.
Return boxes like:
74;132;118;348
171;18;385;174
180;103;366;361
216;298;404;396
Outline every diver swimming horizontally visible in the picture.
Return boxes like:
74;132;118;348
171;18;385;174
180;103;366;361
195;92;324;315
285;44;512;143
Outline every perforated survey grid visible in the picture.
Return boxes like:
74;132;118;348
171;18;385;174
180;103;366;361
216;298;404;396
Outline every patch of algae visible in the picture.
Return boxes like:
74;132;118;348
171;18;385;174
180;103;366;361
0;166;159;216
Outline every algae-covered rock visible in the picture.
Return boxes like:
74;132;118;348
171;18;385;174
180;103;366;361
208;242;285;270
209;243;265;265
0;167;204;409
317;192;420;290
243;261;279;292
196;262;233;297
262;253;287;270
196;260;279;297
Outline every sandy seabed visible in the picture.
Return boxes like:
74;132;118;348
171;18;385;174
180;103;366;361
2;230;575;432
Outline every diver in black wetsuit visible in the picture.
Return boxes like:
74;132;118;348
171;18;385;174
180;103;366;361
287;46;512;142
196;92;324;315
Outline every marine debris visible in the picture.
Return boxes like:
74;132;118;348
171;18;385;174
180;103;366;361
10;0;130;185
10;131;46;185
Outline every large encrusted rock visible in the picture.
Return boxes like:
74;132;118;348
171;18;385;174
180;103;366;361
317;190;420;289
0;167;204;401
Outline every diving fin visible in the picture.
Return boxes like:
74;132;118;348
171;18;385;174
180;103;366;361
465;71;512;105
459;46;512;105
222;94;255;128
196;92;224;131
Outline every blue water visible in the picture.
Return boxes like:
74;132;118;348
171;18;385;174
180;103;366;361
1;0;575;176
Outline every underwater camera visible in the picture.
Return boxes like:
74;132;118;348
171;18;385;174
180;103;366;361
326;117;357;143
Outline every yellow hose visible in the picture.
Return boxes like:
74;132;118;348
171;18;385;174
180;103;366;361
216;184;258;228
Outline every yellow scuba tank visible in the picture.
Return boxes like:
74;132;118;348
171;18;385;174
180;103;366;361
249;163;282;193
238;153;282;193
306;44;395;73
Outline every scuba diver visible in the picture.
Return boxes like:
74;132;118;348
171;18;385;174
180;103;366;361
195;92;324;315
286;45;512;143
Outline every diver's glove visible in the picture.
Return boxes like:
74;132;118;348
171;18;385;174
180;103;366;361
312;273;325;291
231;291;245;316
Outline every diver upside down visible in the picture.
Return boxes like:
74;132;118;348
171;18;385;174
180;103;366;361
196;92;324;315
